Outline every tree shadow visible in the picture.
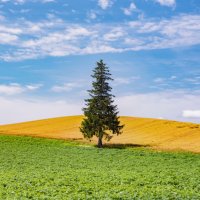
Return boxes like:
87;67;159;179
98;143;150;149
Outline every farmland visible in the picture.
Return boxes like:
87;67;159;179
0;134;200;199
0;116;200;152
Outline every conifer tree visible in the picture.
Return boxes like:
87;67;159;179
80;60;124;148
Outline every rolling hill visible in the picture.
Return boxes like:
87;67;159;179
0;115;200;152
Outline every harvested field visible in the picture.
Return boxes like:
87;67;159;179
0;116;200;152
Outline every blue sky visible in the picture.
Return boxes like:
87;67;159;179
0;0;200;124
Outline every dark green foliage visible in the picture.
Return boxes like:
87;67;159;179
0;135;200;199
80;60;124;147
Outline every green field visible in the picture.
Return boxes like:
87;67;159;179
0;135;200;199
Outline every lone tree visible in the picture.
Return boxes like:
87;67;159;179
80;60;124;148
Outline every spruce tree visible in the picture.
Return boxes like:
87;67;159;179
80;60;124;148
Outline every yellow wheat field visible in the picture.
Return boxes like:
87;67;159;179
0;115;200;152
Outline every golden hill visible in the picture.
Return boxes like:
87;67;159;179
0;115;200;153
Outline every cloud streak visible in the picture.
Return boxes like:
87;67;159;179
0;14;200;61
51;82;83;92
0;0;55;3
0;83;42;95
155;0;176;7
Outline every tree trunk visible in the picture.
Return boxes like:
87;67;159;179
97;137;103;148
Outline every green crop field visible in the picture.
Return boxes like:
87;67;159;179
0;135;200;200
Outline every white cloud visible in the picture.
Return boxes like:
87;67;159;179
0;0;25;4
123;3;137;16
128;14;200;49
0;0;55;3
42;0;55;2
0;84;25;95
0;33;18;44
24;27;92;46
103;28;125;41
0;14;200;61
0;83;42;95
124;38;144;46
80;40;123;55
51;82;81;92
155;0;176;7
0;97;82;124
0;25;22;34
98;0;112;10
26;84;43;91
114;76;140;85
116;90;200;123
153;77;165;83
0;90;200;124
182;110;200;118
152;76;178;88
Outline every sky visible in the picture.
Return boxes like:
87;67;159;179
0;0;200;124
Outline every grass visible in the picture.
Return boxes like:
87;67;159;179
0;134;200;199
0;115;200;152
